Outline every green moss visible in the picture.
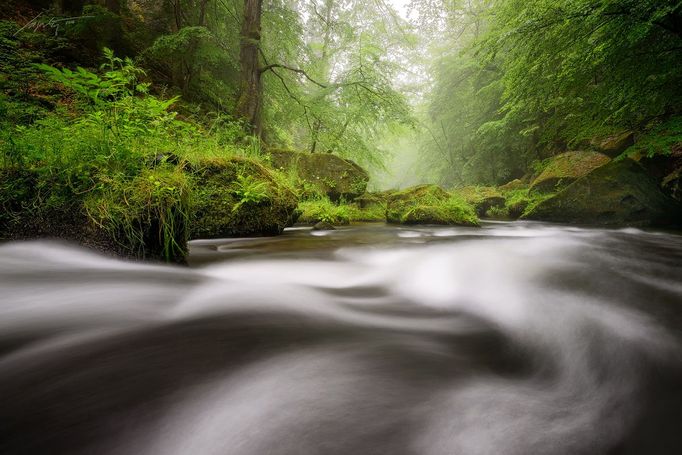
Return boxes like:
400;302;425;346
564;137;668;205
530;151;611;192
190;157;299;239
452;185;506;217
298;198;352;225
523;159;682;226
297;196;388;225
349;203;385;222
495;187;556;219
268;148;369;201
386;185;479;226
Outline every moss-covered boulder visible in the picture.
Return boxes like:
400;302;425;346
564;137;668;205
453;186;506;217
523;159;682;227
190;157;299;239
591;131;635;157
269;149;369;201
499;179;526;191
386;185;479;226
530;151;611;192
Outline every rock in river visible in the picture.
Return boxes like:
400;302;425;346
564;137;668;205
523;159;682;227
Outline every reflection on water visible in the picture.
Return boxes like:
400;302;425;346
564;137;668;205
1;222;681;454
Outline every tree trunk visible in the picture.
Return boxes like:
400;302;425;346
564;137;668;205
199;0;208;27
235;0;263;136
104;0;121;15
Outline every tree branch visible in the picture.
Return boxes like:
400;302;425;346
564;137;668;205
259;63;328;87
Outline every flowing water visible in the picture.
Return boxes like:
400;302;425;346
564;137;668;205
1;222;681;455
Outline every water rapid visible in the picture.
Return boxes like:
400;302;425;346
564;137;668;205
1;222;681;455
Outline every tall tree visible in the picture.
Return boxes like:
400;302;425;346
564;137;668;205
235;0;263;135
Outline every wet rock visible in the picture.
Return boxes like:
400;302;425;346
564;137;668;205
530;151;611;192
523;159;682;227
269;149;369;201
386;184;479;226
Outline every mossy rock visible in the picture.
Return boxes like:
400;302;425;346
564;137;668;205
190;157;299;239
269;149;369;201
530;151;611;192
499;179;526;191
523;159;682;227
386;184;479;226
452;186;506;217
591;131;635;157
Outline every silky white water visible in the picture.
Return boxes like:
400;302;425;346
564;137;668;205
1;222;681;454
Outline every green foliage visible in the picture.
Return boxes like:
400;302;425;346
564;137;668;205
0;49;254;261
417;0;682;186
298;197;353;225
0;20;67;126
232;173;270;212
483;0;682;141
85;168;191;261
142;26;238;108
387;185;480;226
622;116;682;159
35;48;148;106
261;0;416;169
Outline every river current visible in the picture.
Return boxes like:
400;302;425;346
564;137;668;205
1;221;681;454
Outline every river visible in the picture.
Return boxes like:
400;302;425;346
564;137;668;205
1;221;681;454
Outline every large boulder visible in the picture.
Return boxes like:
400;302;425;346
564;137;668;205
591;131;635;157
530;151;611;192
190;157;299;239
269;149;369;201
523;159;682;227
386;184;479;226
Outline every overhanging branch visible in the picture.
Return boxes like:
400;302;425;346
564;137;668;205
259;63;328;88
